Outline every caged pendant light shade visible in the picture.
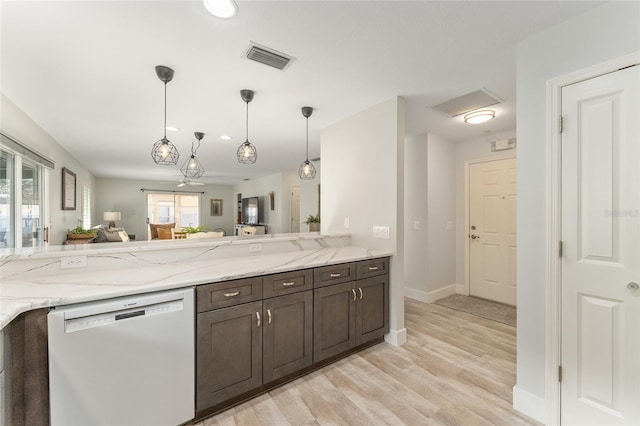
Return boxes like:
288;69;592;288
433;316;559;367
298;106;316;180
236;89;257;164
180;132;206;179
151;66;180;165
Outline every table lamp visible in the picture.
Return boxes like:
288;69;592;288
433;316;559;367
103;211;121;228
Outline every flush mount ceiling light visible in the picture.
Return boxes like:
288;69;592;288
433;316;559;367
203;0;237;18
151;65;180;165
236;89;257;164
464;109;496;124
298;106;316;180
220;135;232;140
180;132;206;179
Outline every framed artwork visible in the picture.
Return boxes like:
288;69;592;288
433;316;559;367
269;191;275;210
62;167;76;210
210;199;223;216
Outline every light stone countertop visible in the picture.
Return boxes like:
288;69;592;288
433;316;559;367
0;233;391;330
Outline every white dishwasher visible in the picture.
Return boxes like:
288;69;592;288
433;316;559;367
48;288;194;426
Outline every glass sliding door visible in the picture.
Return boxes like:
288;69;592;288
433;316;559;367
21;159;43;248
146;192;200;239
0;149;15;248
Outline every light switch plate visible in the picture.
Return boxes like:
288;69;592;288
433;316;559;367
344;217;350;229
373;226;390;239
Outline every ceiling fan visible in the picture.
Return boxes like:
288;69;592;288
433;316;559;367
177;178;205;187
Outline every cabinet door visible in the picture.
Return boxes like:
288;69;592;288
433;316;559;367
313;281;356;362
355;275;389;345
196;301;262;412
263;291;313;383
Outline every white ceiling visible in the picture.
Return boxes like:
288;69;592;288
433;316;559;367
1;0;604;184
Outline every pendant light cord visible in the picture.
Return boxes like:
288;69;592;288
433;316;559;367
305;116;309;160
163;82;167;139
245;100;249;142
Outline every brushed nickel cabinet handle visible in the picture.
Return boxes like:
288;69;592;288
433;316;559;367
224;291;240;297
368;266;379;271
282;281;296;287
330;273;341;278
267;309;272;325
358;288;363;300
256;312;261;328
351;289;357;302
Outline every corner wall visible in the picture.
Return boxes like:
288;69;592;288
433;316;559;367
1;94;97;245
515;2;640;422
321;96;406;345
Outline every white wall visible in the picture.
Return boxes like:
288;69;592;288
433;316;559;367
454;129;517;289
515;2;640;421
321;96;406;345
96;178;235;238
1;93;97;246
404;133;456;302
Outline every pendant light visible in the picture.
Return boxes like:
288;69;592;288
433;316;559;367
298;106;316;180
236;89;257;164
180;132;206;179
151;65;180;165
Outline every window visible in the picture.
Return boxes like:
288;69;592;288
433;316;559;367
146;192;200;237
82;186;91;229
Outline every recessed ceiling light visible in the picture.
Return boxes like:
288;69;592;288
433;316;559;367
165;126;179;132
203;0;237;18
463;110;495;124
220;135;232;140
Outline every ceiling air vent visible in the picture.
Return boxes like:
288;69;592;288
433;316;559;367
245;42;295;71
431;89;502;117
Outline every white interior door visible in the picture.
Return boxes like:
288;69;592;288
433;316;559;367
290;186;300;233
469;157;517;305
561;65;639;425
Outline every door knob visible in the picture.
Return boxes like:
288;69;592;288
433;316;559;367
470;234;480;240
628;282;639;291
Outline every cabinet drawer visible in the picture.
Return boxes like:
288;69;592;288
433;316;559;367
313;262;356;288
196;277;263;313
262;269;313;299
356;257;389;280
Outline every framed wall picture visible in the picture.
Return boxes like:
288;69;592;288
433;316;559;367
62;167;76;210
210;199;223;216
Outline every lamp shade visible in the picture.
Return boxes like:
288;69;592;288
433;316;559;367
103;211;121;228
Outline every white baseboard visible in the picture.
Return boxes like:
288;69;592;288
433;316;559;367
384;328;407;347
404;284;457;303
512;385;545;424
456;283;466;294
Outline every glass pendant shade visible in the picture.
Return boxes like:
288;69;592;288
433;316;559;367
298;106;315;180
181;131;205;178
151;65;179;165
298;159;316;180
237;89;257;164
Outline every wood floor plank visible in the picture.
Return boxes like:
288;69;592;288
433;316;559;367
196;298;542;426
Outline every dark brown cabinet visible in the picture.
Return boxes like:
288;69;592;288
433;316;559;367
196;301;263;412
314;258;389;363
263;290;313;382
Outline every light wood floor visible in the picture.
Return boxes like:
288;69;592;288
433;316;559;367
196;298;541;426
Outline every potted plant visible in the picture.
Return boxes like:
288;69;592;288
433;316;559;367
66;226;98;241
304;214;320;232
182;226;212;234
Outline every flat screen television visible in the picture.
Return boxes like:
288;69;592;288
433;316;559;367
241;197;260;225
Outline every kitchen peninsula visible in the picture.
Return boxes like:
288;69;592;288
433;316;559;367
1;233;391;425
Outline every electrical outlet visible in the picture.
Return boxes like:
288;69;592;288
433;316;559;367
344;217;350;229
414;221;420;230
446;221;453;230
249;243;262;253
61;255;88;269
373;226;390;239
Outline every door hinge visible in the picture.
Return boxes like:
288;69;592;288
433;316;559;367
559;115;564;134
559;240;563;257
558;365;563;382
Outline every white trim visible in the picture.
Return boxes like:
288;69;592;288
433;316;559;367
544;52;640;426
513;385;546;424
455;283;465;294
464;154;517;297
384;328;407;347
404;284;457;303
